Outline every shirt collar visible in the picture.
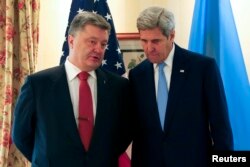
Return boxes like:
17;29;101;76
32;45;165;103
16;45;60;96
154;43;175;69
65;58;96;81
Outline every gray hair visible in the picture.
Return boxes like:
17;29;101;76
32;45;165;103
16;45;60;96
68;11;111;36
137;6;175;37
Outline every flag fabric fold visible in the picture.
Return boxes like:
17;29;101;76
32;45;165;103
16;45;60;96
60;0;125;75
189;0;250;150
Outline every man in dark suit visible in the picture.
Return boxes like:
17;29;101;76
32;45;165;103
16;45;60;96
12;12;131;167
129;6;233;167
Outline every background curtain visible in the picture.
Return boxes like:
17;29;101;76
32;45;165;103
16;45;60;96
0;0;39;166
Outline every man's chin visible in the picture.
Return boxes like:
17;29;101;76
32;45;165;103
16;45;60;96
87;62;101;70
148;58;161;64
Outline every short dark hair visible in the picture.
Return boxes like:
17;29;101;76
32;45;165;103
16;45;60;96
68;11;111;36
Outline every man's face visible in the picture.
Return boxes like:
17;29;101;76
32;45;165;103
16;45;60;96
68;24;109;71
139;27;175;64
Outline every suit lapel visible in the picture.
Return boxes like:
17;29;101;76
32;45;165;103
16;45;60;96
164;45;190;132
88;68;109;149
140;61;164;131
50;65;83;147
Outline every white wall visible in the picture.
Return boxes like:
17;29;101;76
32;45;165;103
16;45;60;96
37;0;71;70
38;0;250;81
231;0;250;80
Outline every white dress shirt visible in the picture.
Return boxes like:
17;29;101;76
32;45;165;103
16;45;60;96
154;44;175;96
64;59;97;126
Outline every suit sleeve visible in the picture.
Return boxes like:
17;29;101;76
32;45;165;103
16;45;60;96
12;77;35;161
119;80;134;154
204;59;233;150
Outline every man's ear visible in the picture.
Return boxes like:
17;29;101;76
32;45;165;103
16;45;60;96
68;35;74;49
170;30;175;41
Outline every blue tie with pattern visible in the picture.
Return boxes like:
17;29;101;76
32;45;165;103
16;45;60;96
157;62;168;129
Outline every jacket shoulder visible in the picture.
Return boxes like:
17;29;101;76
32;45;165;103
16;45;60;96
96;68;129;84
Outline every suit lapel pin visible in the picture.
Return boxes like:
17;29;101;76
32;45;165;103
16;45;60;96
180;69;185;73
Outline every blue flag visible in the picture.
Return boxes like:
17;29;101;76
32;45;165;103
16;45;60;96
189;0;250;150
60;0;126;75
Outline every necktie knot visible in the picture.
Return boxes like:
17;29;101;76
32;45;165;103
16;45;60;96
78;71;89;81
158;62;166;71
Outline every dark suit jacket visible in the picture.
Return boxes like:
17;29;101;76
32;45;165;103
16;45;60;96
128;44;233;167
12;65;132;167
